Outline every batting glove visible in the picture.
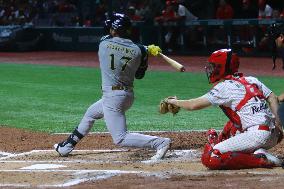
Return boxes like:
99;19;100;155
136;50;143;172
147;44;162;56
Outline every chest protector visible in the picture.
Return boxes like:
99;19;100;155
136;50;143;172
219;75;266;130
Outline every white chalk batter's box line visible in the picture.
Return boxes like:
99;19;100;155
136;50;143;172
0;167;280;188
0;149;199;188
0;149;201;163
2;149;280;176
0;149;282;188
0;149;162;188
0;167;281;176
0;149;130;160
53;129;219;135
0;169;150;188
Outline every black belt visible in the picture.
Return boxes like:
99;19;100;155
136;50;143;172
111;86;133;90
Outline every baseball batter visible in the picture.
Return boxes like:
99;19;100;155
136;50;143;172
54;13;170;161
163;49;283;169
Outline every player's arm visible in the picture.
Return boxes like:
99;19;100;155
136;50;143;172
267;92;283;142
167;82;230;111
135;44;148;79
267;92;280;119
260;79;281;125
254;78;280;119
257;79;281;123
167;96;212;111
278;93;284;102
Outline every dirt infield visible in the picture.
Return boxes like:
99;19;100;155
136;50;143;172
1;127;284;188
0;52;284;188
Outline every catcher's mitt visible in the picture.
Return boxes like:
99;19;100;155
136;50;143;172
159;96;180;115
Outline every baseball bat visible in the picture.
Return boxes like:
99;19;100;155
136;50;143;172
158;52;186;72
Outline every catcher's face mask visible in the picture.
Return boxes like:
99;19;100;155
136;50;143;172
205;63;217;83
206;49;240;83
206;49;230;83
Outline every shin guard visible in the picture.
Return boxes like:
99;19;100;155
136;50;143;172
67;128;84;146
201;144;273;170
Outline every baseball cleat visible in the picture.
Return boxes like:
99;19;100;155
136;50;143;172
254;148;282;167
150;138;171;161
54;141;74;157
264;153;282;166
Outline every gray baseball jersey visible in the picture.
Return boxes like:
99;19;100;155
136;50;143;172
75;35;169;151
99;36;143;87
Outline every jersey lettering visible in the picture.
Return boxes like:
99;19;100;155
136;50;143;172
110;54;115;70
251;102;268;114
106;43;136;56
121;56;132;71
109;54;132;71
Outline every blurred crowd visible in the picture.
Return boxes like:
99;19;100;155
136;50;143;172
0;0;283;53
0;0;283;27
0;0;77;26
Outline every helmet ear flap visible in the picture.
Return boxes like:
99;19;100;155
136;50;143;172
225;50;232;75
104;19;112;32
225;49;241;76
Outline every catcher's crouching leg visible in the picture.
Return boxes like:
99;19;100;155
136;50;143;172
201;144;274;170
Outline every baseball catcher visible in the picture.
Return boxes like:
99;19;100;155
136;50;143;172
161;49;283;170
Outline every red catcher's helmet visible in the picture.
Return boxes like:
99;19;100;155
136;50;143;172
206;49;240;83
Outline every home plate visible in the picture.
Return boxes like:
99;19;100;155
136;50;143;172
20;164;67;170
